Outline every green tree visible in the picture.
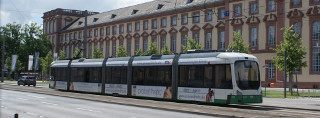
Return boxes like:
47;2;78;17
116;46;128;57
272;26;307;95
145;42;159;55
228;31;249;53
182;35;202;53
58;50;66;60
72;48;83;59
40;51;54;75
135;49;143;56
161;44;171;55
93;47;104;58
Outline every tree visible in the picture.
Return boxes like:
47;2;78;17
182;35;202;52
228;31;249;53
135;49;143;56
93;47;104;58
272;26;307;95
145;42;159;55
40;51;53;75
72;48;83;59
116;46;128;57
161;44;171;55
58;50;66;60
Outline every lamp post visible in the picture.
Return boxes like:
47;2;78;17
1;31;5;82
263;65;269;97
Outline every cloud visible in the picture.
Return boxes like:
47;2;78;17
0;0;153;26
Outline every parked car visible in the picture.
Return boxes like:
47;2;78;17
17;76;36;86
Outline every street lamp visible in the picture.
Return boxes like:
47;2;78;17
263;64;269;97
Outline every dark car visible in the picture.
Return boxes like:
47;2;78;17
17;76;36;86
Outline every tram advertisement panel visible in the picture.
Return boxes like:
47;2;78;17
177;87;215;102
132;85;172;99
70;82;102;93
105;84;127;95
55;81;68;90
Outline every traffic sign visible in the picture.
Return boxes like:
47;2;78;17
225;11;229;17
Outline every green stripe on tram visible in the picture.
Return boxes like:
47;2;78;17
228;95;263;104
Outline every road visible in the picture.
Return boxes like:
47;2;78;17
0;89;216;118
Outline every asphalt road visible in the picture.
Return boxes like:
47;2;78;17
0;89;217;118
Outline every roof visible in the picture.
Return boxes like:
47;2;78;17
63;0;223;31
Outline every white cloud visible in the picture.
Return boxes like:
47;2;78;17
0;0;153;26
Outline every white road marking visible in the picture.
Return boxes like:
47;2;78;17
1;106;7;109
41;102;58;106
17;98;28;101
76;108;101;113
28;95;44;99
25;112;45;117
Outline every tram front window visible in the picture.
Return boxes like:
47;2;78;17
235;61;260;90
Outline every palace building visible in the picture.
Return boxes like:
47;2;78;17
42;0;320;88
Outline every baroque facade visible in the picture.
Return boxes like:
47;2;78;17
43;0;320;88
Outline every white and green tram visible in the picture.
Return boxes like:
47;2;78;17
50;50;262;104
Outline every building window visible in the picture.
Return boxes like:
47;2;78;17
135;22;140;31
65;34;68;42
143;20;148;30
112;26;117;35
106;41;110;57
89;30;93;38
127;23;132;32
219;31;225;49
235;29;242;34
74;32;77;39
268;63;275;79
193;33;199;44
127;40;131;56
135;39;140;51
119;40;123;47
205;10;212;21
106;27;110;35
171;16;177;26
94;29;98;37
234;5;242;16
152;37;157;43
193;12;200;23
312;21;320;72
250;27;258;47
143;38;148;53
100;42;103;52
182;14;188;25
100;28;104;36
69;33;72;40
205;32;212;49
152;19;157;29
120;24;124;33
292;0;301;6
219;8;225;19
267;0;276;12
313;0;320;3
171;36;176;52
268;26;276;46
161;37;166;50
161;18;166;27
293;22;301;37
182;34;187;51
250;2;258;14
79;32;82;39
112;42;116;56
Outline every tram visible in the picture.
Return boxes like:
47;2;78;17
50;50;262;104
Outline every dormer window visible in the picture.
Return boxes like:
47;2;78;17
132;9;138;15
78;21;83;25
93;18;99;22
157;4;164;9
187;0;193;4
111;14;116;19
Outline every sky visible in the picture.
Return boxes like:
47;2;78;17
0;0;153;27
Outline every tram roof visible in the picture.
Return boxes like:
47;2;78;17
71;58;104;67
50;60;70;67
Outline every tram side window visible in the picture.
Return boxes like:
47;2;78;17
71;68;78;82
215;65;232;89
133;66;172;86
106;67;127;84
204;66;213;88
90;68;101;83
179;66;187;86
133;67;144;85
188;66;204;88
56;67;67;81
